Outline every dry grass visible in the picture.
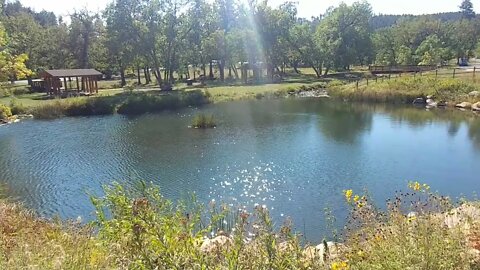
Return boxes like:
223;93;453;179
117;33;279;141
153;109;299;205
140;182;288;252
0;201;113;269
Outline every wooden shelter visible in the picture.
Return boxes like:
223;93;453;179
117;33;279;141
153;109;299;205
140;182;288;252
43;69;103;96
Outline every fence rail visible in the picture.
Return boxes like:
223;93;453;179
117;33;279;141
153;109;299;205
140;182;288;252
355;67;478;89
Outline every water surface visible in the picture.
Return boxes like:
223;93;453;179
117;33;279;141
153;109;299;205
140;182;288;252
1;99;479;241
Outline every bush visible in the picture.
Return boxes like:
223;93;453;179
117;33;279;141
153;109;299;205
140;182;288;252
0;104;12;120
191;113;216;128
118;91;210;116
9;99;28;115
65;98;117;117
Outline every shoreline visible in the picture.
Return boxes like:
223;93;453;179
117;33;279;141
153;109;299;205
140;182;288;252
1;76;480;124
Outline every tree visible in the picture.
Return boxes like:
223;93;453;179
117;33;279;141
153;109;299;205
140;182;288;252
460;0;475;20
0;22;32;82
69;10;99;69
316;2;373;74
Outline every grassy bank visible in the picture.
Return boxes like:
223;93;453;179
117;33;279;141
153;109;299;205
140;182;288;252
0;81;326;119
0;182;479;269
3;90;210;119
330;76;480;104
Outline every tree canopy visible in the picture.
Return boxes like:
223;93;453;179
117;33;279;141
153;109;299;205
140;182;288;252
0;0;479;84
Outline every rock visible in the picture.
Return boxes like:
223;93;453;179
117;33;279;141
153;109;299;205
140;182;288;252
426;95;434;99
413;98;426;105
456;102;473;109
200;235;233;253
469;91;480;97
472;102;480;111
303;241;346;264
437;101;447;107
443;204;480;229
426;99;437;108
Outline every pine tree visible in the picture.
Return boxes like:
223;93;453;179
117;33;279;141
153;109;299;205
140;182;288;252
460;0;475;19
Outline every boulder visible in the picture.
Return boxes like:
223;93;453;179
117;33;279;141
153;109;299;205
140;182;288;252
443;204;480;229
468;91;480;98
302;241;346;264
472;102;480;111
412;98;425;105
200;235;233;253
437;101;447;107
456;102;473;109
426;99;437;108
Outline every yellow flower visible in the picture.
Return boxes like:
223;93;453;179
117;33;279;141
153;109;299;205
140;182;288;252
407;216;417;223
353;195;360;203
343;190;353;202
331;261;349;270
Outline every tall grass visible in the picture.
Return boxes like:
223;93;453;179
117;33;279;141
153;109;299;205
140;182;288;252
191;113;216;129
29;90;211;119
330;77;480;104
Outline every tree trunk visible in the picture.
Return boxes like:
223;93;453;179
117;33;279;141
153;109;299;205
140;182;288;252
209;61;214;79
144;66;150;84
120;68;126;87
219;60;225;82
137;65;141;85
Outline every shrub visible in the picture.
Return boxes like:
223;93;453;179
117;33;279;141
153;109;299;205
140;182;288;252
191;113;216;128
9;99;28;115
65;98;117;117
181;90;210;106
0;104;12;120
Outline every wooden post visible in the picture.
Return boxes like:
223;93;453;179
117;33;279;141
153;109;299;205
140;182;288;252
94;78;98;93
435;69;438;79
474;67;476;82
356;80;359;90
453;68;456;78
90;77;94;94
76;77;80;92
63;77;68;91
366;78;369;86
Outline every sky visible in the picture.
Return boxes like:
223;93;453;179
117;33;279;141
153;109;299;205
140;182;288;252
17;0;478;19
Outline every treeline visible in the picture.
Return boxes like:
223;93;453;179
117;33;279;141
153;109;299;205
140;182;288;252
0;0;479;87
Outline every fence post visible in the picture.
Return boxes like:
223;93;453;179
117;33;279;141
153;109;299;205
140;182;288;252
435;69;438;79
366;78;369;86
453;68;456;78
375;76;378;83
356;80;359;90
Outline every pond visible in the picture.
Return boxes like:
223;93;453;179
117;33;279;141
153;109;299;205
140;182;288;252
1;99;480;242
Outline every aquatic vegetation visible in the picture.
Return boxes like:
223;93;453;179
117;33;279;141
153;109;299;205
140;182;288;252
191;113;216;129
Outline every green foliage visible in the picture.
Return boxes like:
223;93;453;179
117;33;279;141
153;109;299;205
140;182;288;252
191;113;216;129
9;98;27;115
343;183;476;269
1;182;479;269
117;91;210;115
0;103;11;120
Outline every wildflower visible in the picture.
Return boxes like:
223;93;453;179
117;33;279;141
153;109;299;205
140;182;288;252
408;181;430;192
407;216;417;223
353;195;360;203
331;261;349;270
343;190;353;202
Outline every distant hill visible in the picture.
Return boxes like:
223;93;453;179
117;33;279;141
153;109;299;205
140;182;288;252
371;12;472;30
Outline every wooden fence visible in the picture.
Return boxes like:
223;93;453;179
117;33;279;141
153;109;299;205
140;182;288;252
355;67;478;89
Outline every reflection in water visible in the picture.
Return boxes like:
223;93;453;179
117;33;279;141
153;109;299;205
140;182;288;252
0;99;479;242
